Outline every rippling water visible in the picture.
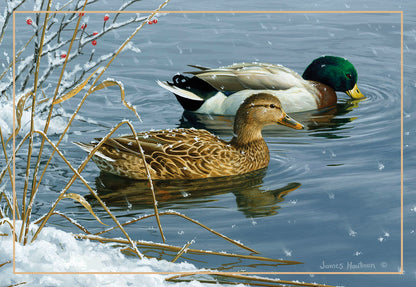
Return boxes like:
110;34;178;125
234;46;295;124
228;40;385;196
4;0;416;286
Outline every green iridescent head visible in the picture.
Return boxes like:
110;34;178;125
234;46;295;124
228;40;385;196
302;56;364;99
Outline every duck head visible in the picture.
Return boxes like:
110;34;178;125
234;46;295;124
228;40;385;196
302;56;365;99
233;93;304;143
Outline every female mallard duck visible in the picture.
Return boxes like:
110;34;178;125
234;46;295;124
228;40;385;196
75;93;304;180
157;56;365;115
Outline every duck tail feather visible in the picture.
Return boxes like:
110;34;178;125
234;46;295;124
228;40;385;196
187;64;211;70
156;80;204;102
73;141;94;153
73;141;116;162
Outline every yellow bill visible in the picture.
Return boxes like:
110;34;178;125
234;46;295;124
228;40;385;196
346;83;365;99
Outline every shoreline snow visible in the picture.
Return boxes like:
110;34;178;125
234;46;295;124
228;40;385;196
0;219;245;287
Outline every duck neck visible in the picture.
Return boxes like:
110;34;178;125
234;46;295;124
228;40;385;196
229;120;267;149
229;120;270;168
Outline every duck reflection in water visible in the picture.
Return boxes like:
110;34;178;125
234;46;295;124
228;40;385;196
179;97;365;139
89;169;301;218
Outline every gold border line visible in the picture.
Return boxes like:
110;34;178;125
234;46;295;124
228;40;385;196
400;10;404;274
12;10;404;276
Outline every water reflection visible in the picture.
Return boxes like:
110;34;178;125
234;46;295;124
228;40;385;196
178;98;365;139
89;169;301;218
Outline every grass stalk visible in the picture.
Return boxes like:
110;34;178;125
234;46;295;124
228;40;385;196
34;211;92;234
28;123;145;258
95;211;258;254
74;234;300;265
23;0;88;245
0;260;12;268
6;282;27;287
5;128;139;255
19;0;53;244
0;219;15;241
130;131;165;243
0;128;18;219
171;240;194;263
86;0;171;87
0;191;17;221
166;273;335;287
0;34;36;89
32;0;170;244
30;0;172;243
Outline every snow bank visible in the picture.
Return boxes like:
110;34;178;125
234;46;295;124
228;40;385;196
0;219;244;287
0;97;68;137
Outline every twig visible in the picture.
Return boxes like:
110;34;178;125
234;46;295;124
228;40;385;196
95;211;259;254
171;240;194;263
34;211;92;234
22;0;88;245
166;273;335;287
0;127;18;219
32;0;172;244
26;126;144;260
74;234;300;265
5;127;142;258
19;0;53;244
0;260;12;268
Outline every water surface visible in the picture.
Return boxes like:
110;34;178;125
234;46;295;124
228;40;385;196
4;1;416;286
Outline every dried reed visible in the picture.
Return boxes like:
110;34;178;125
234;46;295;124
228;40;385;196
166;273;336;287
0;2;333;286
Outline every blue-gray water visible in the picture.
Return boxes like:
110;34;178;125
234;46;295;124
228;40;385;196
4;0;416;286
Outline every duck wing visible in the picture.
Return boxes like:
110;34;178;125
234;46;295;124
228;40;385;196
91;129;236;179
186;62;308;92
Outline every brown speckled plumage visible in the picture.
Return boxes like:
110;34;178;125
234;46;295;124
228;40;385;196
75;93;304;180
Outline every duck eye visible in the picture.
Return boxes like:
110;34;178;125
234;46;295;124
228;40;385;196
346;73;352;79
270;104;276;108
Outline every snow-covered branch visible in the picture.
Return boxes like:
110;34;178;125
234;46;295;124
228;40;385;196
0;0;146;99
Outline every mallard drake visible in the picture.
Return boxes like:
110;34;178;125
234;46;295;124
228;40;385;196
157;56;365;115
74;93;304;180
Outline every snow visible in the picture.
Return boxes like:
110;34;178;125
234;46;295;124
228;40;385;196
0;95;67;137
33;0;43;11
0;218;246;287
124;42;142;53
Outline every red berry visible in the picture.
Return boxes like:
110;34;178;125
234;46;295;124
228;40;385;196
79;12;84;17
103;15;109;21
93;32;98;36
81;23;87;29
152;19;158;24
61;54;66;58
92;40;97;46
26;18;32;25
148;21;153;25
